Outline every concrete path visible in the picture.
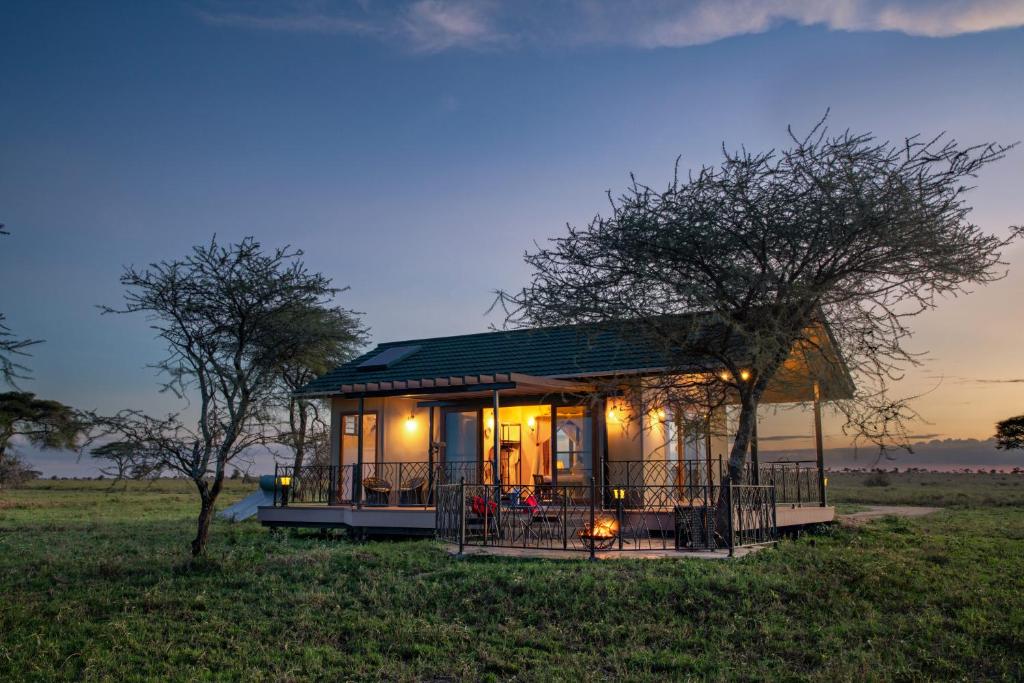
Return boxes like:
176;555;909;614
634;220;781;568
838;505;941;526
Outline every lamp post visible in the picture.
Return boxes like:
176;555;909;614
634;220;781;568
613;487;625;551
279;476;292;507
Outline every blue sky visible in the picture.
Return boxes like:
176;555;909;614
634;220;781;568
2;1;1023;474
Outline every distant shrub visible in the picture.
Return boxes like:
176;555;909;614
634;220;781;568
0;455;42;488
864;471;891;487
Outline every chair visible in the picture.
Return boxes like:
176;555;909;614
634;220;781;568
399;477;426;505
362;477;392;506
533;474;554;503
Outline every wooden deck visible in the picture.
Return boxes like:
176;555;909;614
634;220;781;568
257;504;435;535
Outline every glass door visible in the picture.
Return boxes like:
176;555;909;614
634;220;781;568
554;406;592;487
340;412;377;501
443;409;481;483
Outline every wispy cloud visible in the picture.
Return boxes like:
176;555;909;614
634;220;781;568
572;0;1024;49
926;373;1024;384
196;0;509;53
756;434;811;442
195;1;1024;53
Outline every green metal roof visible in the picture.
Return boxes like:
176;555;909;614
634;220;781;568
297;322;683;397
297;315;856;400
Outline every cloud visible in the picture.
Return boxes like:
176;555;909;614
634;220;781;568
576;0;1024;49
399;1;511;53
755;434;811;442
928;374;1024;384
196;0;509;53
195;0;1024;53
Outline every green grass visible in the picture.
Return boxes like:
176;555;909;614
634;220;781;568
1;477;1022;681
827;470;1024;507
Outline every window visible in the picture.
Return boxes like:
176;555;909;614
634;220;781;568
343;414;358;436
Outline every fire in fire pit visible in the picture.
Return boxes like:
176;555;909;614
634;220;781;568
579;516;620;550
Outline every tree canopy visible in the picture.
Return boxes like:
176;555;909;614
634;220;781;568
0;227;42;387
995;415;1024;451
96;236;351;555
0;391;85;467
497;118;1019;482
272;303;367;473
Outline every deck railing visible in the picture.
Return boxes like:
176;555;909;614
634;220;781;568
435;479;777;555
272;456;822;511
747;460;821;506
272;461;499;508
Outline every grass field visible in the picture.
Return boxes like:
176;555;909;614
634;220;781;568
2;475;1023;681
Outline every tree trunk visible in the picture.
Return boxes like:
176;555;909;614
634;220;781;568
715;390;759;545
290;399;308;473
724;391;758;486
191;471;225;557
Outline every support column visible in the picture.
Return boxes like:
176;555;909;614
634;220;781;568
427;406;435;504
550;402;558;488
812;382;826;507
355;396;365;509
750;400;760;485
492;389;501;534
704;414;713;487
492;389;501;490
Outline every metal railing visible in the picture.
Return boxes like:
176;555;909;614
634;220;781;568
272;456;822;512
435;479;777;556
272;461;498;508
747;460;821;506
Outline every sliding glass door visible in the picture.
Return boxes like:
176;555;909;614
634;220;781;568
443;410;482;483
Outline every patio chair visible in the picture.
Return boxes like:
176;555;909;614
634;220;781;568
362;477;392;506
532;474;554;503
399;476;427;505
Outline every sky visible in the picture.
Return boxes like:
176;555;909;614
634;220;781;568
1;1;1023;475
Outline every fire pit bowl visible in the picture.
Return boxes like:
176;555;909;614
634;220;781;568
579;516;620;551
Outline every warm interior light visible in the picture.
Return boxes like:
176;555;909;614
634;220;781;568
739;370;751;381
719;372;730;381
527;416;536;429
613;488;625;500
405;414;416;432
278;476;291;487
606;406;618;423
656;408;666;420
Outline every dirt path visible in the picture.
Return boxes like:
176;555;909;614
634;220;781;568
838;505;942;526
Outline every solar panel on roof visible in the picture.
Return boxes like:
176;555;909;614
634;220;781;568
356;345;422;371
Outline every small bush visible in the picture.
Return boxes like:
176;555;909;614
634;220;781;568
863;471;891;487
0;455;41;488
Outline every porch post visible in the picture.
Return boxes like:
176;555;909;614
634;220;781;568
704;413;713;486
492;390;501;487
427;406;435;505
812;381;827;507
594;395;605;499
492;389;501;532
355;396;365;509
750;399;760;485
550;401;558;488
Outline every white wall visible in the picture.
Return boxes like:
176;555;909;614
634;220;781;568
330;396;432;466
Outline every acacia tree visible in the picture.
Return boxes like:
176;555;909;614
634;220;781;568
97;237;343;556
0;226;42;387
995;415;1024;451
497;119;1019;486
0;392;85;485
272;304;366;473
